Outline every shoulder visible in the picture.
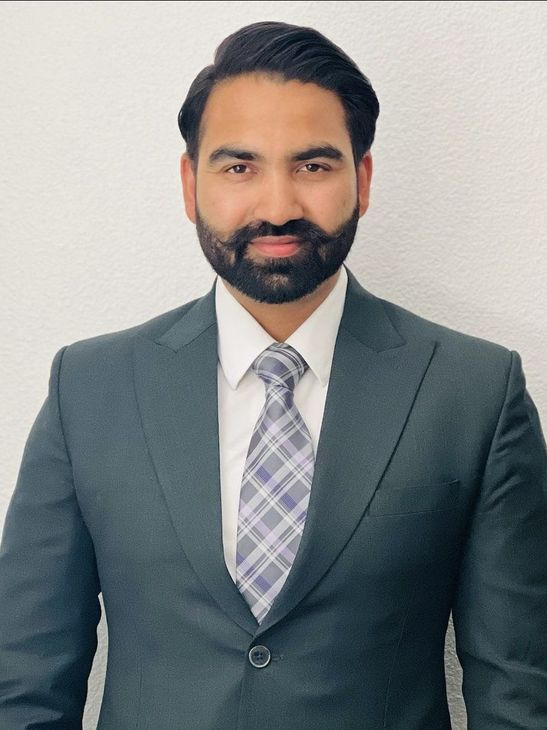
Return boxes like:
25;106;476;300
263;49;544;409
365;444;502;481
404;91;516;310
55;294;204;379
345;268;515;384
377;294;516;400
381;295;512;359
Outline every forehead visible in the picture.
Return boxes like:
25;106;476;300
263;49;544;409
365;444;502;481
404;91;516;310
198;73;351;156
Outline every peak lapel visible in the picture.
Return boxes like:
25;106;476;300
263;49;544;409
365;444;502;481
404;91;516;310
132;279;258;635
256;267;437;635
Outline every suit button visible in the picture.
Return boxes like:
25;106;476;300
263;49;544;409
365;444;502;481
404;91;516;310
248;645;271;668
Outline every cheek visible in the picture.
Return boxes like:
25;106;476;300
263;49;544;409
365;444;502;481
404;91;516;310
309;181;356;228
198;186;249;232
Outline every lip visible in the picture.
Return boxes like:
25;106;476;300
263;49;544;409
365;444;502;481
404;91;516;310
251;236;301;257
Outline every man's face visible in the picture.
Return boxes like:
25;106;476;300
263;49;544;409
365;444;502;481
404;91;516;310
180;72;372;303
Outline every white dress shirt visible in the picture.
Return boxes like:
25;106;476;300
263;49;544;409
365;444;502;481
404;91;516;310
215;264;349;583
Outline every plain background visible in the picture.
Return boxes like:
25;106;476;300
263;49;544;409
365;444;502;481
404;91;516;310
1;2;546;727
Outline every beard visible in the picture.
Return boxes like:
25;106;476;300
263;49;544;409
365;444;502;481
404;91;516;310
194;201;360;304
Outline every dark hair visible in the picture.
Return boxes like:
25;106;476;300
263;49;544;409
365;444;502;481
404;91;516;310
178;21;379;169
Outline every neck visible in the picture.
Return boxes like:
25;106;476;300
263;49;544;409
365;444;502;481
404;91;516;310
222;268;342;342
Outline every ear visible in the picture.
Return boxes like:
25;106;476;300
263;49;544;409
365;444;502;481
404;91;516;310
180;152;197;223
357;151;373;217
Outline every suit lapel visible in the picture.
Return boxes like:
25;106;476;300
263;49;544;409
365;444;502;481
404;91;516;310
132;266;437;637
257;271;437;633
132;289;258;635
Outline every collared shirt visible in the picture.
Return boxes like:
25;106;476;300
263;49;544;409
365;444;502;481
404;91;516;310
215;264;348;583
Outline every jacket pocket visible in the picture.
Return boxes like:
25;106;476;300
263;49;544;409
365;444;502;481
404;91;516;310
367;479;460;516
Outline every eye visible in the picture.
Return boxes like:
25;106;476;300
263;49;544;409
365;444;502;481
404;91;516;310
300;163;329;173
226;164;250;174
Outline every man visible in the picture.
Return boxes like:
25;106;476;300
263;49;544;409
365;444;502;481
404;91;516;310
1;20;546;730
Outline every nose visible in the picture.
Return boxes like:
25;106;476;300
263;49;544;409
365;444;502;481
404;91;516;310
251;172;305;226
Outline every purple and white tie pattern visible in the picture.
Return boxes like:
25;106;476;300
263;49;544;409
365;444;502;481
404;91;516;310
236;342;315;623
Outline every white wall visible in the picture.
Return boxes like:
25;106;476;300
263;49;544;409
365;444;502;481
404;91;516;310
1;2;545;728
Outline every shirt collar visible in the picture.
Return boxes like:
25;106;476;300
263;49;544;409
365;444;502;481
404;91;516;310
215;264;348;390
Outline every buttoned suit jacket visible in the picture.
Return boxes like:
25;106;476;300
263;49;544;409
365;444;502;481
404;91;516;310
1;265;546;729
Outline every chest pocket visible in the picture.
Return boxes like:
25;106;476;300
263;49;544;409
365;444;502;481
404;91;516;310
367;478;460;516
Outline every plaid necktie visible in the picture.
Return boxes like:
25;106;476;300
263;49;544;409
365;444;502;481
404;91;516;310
236;342;315;623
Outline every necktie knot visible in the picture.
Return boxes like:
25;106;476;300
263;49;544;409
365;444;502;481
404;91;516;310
251;343;308;392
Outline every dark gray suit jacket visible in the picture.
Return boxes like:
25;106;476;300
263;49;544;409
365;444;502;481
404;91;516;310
1;265;546;729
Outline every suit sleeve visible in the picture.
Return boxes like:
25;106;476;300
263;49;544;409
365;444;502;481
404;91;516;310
0;345;102;729
452;349;547;728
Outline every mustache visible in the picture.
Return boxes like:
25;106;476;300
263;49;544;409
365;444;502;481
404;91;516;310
225;219;333;252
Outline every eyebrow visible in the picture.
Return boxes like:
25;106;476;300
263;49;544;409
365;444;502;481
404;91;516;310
207;144;345;166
